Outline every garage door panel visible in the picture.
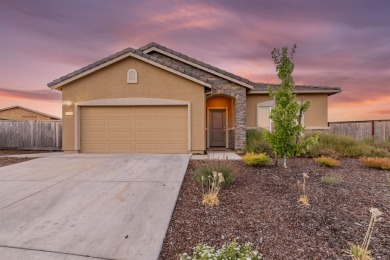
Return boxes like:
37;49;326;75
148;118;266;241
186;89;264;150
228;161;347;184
82;131;106;138
135;118;162;127
108;119;134;127
163;118;187;128
161;107;187;115
108;131;135;138
83;119;106;127
108;143;134;151
135;131;163;138
163;131;186;139
82;107;107;116
80;106;188;153
135;143;162;151
163;143;187;151
108;107;136;116
135;107;162;116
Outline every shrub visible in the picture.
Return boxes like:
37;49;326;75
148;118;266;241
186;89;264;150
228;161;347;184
363;137;390;152
368;148;390;158
202;192;219;207
194;159;237;189
321;174;341;186
306;133;374;158
314;156;340;167
359;157;390;170
245;129;273;155
242;153;270;167
180;239;264;260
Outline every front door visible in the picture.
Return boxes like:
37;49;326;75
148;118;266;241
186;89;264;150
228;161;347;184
210;109;226;147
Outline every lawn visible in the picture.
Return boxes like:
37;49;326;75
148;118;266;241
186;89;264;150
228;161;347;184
159;158;389;259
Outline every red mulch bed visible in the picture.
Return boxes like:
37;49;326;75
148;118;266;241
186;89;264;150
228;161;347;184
0;150;41;167
0;157;34;167
159;158;389;259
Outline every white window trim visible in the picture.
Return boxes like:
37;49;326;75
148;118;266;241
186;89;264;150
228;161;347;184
127;69;138;83
256;101;274;131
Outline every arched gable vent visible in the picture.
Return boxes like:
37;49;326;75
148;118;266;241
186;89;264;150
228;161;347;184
127;69;138;84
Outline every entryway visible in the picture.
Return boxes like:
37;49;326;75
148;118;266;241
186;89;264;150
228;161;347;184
209;109;226;147
206;95;235;149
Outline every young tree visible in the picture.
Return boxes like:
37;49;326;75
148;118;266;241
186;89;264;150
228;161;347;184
266;45;318;168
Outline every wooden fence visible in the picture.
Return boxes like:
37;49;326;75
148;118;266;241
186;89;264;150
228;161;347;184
329;120;390;141
0;121;62;150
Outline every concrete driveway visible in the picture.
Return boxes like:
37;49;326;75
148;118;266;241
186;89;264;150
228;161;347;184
0;153;190;260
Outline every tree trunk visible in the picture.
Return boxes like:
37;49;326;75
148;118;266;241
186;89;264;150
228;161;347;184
283;155;287;168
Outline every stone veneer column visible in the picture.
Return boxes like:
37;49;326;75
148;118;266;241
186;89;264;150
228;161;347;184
233;89;246;150
211;85;246;151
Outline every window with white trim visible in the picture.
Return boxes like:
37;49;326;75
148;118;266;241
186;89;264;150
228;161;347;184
256;100;274;131
256;100;306;132
127;69;138;83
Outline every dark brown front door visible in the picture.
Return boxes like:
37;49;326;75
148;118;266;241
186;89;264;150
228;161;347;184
210;109;226;147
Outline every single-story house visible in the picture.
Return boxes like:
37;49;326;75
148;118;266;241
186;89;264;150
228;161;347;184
0;105;61;121
48;42;341;154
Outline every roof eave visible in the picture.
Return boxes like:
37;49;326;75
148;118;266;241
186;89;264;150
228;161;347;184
248;89;342;95
142;46;255;90
47;52;212;90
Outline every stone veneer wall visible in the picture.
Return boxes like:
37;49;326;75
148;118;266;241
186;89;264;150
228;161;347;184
149;52;247;150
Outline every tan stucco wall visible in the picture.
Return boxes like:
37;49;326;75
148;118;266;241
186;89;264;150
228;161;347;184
0;108;54;121
246;94;329;128
60;57;206;152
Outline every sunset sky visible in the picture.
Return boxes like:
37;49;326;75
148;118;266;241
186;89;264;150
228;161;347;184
0;0;389;121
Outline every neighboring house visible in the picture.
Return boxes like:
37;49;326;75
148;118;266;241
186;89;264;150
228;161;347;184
0;105;61;121
47;42;341;154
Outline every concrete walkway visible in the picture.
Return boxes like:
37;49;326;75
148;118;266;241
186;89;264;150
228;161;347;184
191;151;242;160
0;153;190;260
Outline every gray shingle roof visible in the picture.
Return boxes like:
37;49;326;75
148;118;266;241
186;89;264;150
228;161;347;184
48;42;341;95
47;47;213;88
139;42;341;94
251;83;341;93
139;42;259;87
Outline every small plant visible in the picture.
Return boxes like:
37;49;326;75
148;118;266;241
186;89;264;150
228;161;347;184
314;156;340;167
245;129;273;155
321;174;341;186
345;208;383;260
359;157;390;170
201;171;224;207
180;239;264;260
242;153;270;167
298;173;310;206
298;194;309;206
194;159;237;189
345;244;371;260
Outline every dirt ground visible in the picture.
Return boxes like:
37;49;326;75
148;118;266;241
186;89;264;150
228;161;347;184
0;150;42;167
159;158;389;260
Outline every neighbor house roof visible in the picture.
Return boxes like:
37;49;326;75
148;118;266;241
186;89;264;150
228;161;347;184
0;105;61;120
48;42;341;95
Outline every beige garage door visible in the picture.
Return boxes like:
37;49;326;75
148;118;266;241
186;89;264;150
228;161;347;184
80;106;188;153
